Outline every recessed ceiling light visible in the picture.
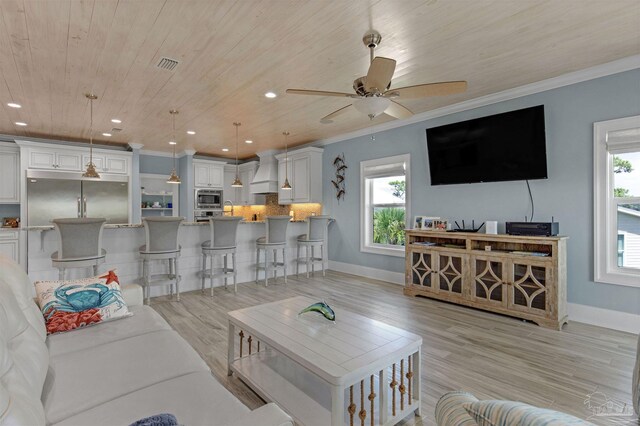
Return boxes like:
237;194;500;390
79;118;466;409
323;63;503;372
15;122;27;126
111;118;122;124
169;141;177;145
102;132;112;137
186;130;196;135
264;92;277;98
245;140;253;144
222;148;229;152
7;103;21;108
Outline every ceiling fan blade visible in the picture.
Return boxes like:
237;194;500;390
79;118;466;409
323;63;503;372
365;57;396;93
385;81;467;99
286;89;354;98
384;100;413;119
320;104;353;124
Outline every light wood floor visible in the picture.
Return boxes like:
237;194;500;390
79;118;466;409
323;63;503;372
151;271;638;425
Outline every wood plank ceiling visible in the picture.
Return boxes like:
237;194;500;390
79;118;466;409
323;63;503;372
0;0;638;159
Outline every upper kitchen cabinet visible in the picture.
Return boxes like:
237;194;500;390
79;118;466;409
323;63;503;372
276;147;323;204
16;140;132;175
0;143;20;203
223;162;265;206
194;160;225;188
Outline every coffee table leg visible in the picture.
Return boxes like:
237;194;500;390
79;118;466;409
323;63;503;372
413;349;421;416
227;321;235;376
331;385;345;426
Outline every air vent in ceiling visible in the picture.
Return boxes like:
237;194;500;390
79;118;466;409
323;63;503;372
156;57;179;71
111;128;123;133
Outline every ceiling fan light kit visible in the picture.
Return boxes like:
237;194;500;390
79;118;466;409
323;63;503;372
286;29;467;123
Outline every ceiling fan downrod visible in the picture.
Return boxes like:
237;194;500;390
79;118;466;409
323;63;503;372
362;30;382;64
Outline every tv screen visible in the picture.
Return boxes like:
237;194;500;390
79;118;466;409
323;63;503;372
426;105;548;185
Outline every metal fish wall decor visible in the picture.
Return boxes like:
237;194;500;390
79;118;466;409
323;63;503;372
332;153;346;202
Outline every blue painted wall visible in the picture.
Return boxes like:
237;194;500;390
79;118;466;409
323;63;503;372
322;69;640;314
140;154;174;174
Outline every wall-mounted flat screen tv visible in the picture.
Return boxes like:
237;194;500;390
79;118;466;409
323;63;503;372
426;105;547;185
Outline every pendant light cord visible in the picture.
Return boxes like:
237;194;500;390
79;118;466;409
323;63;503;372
284;131;289;180
234;122;241;177
89;96;93;162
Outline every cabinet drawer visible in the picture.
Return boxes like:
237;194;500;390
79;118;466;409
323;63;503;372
105;156;129;174
0;230;19;240
0;240;19;262
29;151;56;169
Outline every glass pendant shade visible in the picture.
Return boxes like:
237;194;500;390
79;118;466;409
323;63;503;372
82;93;100;179
167;110;181;184
232;122;243;187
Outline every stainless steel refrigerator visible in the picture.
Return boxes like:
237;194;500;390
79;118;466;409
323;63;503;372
27;170;129;226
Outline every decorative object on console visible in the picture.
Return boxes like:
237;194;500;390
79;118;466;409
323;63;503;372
298;300;336;321
167;110;181;184
413;216;423;229
421;216;440;230
485;221;498;234
331;153;346;201
34;270;130;334
82;93;100;179
2;217;19;228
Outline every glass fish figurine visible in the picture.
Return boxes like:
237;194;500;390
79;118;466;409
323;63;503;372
298;301;336;321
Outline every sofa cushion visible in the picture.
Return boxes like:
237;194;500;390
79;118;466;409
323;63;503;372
42;330;209;424
0;254;46;341
47;305;171;357
464;400;596;426
633;333;639;415
52;372;250;426
435;391;478;426
35;270;131;335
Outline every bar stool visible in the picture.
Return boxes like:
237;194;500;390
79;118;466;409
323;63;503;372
201;216;243;296
255;216;290;287
51;218;107;280
139;217;184;304
296;215;331;278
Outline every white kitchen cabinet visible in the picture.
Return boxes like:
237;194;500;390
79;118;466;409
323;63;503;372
0;230;19;263
194;161;225;188
276;147;323;204
29;149;82;171
82;154;129;174
0;144;20;203
223;162;264;206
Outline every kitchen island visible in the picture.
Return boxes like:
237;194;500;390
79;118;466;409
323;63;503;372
26;220;313;297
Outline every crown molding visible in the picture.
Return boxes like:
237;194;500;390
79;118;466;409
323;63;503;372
309;55;640;147
128;143;144;150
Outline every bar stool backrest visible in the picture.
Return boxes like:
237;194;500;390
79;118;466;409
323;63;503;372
307;215;331;241
52;218;106;260
265;216;290;244
209;216;243;248
143;217;184;252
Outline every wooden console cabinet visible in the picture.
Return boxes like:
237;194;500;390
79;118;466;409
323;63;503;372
404;230;568;330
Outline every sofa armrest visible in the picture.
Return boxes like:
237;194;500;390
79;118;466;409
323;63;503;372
435;391;478;426
121;284;143;307
230;403;293;426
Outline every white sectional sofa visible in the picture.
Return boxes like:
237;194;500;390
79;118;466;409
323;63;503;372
0;254;293;426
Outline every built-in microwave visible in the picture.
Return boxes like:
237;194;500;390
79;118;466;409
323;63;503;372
195;188;223;210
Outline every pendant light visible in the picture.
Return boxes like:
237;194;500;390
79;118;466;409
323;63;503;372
166;109;181;184
281;131;292;190
82;93;100;178
231;122;243;187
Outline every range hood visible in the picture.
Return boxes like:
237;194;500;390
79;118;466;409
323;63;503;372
250;150;279;194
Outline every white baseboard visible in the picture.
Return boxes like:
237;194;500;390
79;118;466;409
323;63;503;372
329;260;404;285
328;261;639;334
568;303;640;334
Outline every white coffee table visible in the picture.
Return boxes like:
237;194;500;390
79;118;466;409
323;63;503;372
227;296;422;426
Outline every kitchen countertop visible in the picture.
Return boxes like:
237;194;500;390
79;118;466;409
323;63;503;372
24;219;311;231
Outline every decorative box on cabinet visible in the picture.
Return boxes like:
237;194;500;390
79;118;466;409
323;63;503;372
0;143;20;203
275;147;323;204
194;160;225;188
405;230;568;330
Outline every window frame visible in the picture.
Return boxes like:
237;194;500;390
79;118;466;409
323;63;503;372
360;154;411;257
593;115;640;287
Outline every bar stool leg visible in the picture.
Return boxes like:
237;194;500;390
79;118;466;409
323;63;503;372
273;249;277;282
174;257;180;302
93;263;99;277
296;244;301;277
255;248;260;283
306;245;311;279
232;251;237;294
59;268;65;281
169;258;175;297
209;254;214;297
142;259;149;305
283;247;288;284
201;253;206;292
321;243;326;277
264;248;269;287
224;254;228;289
311;246;315;276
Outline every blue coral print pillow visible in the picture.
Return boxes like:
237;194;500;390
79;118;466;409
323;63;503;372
35;270;131;334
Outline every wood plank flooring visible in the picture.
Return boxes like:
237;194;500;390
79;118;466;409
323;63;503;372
151;271;638;425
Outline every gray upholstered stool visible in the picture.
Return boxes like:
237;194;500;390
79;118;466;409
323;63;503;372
139;217;184;304
201;216;243;296
296;215;331;278
51;218;107;280
255;216;290;287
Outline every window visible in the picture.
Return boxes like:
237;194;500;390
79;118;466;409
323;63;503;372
594;115;640;287
360;154;410;257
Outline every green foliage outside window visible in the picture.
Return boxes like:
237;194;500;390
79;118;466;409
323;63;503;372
373;207;405;246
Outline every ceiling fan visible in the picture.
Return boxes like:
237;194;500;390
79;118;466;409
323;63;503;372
286;30;467;123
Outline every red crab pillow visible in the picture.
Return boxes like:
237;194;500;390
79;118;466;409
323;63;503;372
34;270;131;334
